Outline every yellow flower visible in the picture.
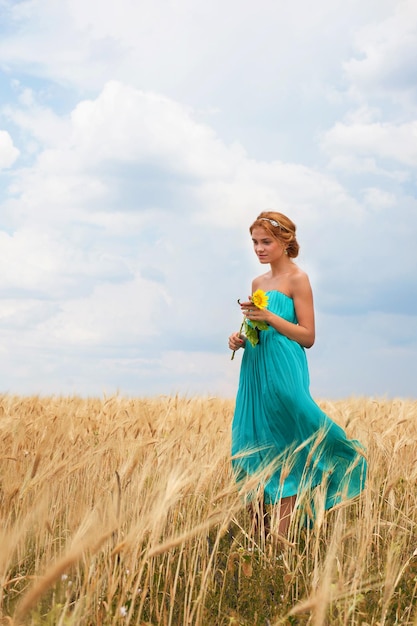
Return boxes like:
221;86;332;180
251;289;269;310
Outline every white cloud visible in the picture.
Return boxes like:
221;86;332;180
0;227;131;296
362;187;396;211
0;0;398;119
0;129;19;167
322;120;417;168
323;0;417;181
36;274;168;347
325;154;409;182
2;89;70;148
5;80;362;236
344;0;417;105
68;82;243;179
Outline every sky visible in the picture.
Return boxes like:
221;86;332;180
0;0;416;399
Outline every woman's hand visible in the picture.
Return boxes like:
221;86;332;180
239;300;271;324
228;332;246;351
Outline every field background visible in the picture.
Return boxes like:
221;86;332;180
1;394;417;625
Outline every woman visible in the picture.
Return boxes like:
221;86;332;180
228;211;366;536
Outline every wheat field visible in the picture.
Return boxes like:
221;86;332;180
0;394;417;625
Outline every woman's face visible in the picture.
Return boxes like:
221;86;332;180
251;226;285;264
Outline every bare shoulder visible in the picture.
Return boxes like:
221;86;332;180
251;272;271;291
288;266;313;297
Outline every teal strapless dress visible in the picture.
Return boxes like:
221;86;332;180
231;290;366;509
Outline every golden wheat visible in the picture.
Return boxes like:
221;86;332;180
0;394;416;625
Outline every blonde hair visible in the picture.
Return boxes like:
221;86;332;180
249;210;299;258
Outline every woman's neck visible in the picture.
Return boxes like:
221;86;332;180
269;258;294;277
